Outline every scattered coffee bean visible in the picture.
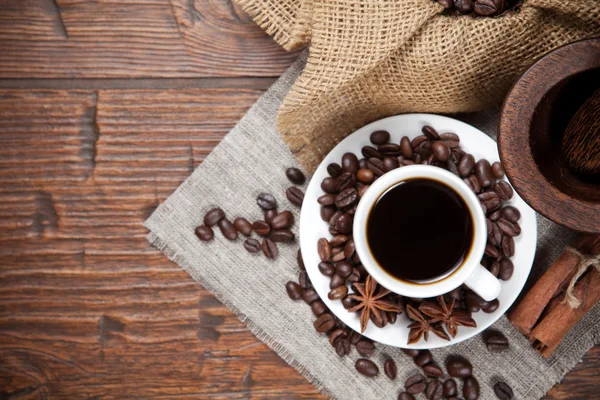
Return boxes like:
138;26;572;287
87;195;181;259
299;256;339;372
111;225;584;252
302;287;320;304
286;186;304;206
458;153;475;177
501;206;521;222
405;374;427;394
489;209;502;221
482;299;499;313
256;193;277;210
344;239;356;259
328;328;346;345
252;220;270;236
335;337;351;357
264;209;277;225
318;238;332;261
271;229;295;242
194;225;214;241
422;125;440;140
329;273;345;289
463;376;480;400
341;152;360;173
285;281;303;300
355;340;376;356
271;210;294;230
491;162;505;178
498;258;514;280
443;379;458;397
425;380;443;400
357;168;374;184
321;177;338;194
335;261;353;278
465;291;484;313
342;295;358;310
474;0;506;16
384;359;397;380
330;234;348;247
497;218;520;237
398;393;416;400
233;217;252;236
261;238;278;259
400;136;414;158
379;143;401;156
493;381;513;400
335;188;358;209
502;235;515;257
475;159;494;187
335;213;353;234
327;163;343;177
204;208;225;226
488;221;502;246
362;145;384;159
328;285;348;300
337;172;356;192
432;141;451;161
495;181;514;200
383;156;400;171
446;357;473;378
440;132;460;147
243;238;261;253
370;130;390;145
311;300;327;316
355;358;379;377
437;0;453;8
367;157;385;176
286;167;306;185
485;243;500;258
411;135;428;149
489;260;500;277
320;205;336;222
423;363;444;378
478;191;500;211
402;348;421;358
318;261;335;276
317;193;336;206
466;174;481;194
486;332;509;353
298;270;311;289
314;313;335;333
415;350;433;367
218;218;238;240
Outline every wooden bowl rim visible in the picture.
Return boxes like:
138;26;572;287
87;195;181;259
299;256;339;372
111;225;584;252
498;37;600;233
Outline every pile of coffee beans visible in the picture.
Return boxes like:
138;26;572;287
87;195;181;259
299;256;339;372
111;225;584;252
194;167;306;260
436;0;523;17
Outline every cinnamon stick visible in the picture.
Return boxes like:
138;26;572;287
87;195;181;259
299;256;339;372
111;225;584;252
507;233;600;335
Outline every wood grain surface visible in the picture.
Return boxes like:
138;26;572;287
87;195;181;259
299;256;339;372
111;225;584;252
0;1;597;399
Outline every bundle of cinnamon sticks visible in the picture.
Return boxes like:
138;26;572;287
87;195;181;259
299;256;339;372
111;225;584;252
508;233;600;358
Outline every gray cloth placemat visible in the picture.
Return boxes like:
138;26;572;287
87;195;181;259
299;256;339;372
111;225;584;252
145;52;600;399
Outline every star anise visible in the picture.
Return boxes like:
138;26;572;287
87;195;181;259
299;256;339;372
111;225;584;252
419;296;476;338
406;304;450;344
348;275;403;333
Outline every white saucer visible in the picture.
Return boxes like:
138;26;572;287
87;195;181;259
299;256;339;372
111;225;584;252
299;114;537;349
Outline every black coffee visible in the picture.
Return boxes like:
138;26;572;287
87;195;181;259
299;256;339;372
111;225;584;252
367;178;473;282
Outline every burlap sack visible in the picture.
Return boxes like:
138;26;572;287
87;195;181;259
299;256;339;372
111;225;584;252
235;0;600;172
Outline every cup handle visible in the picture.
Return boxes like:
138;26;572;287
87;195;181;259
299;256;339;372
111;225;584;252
464;264;501;301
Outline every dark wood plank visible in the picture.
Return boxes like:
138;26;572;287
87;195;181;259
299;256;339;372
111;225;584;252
0;0;299;78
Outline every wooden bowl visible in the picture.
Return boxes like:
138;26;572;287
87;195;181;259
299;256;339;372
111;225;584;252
498;38;600;233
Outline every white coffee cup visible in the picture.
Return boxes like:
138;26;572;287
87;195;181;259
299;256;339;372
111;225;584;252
353;165;501;301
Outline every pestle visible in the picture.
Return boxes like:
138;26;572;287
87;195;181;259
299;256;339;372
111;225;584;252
562;88;600;175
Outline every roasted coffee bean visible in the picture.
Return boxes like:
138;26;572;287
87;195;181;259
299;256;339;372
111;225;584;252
405;374;427;394
218;218;238;240
342;295;358;309
417;140;433;158
328;285;348;300
370;130;390;145
329;274;345;289
423;363;444;378
497;218;520;237
422;125;441;140
466;174;481;193
347;331;360;345
415;350;432;367
465;291;484;313
425;380;444;400
399;136;414;158
486;331;509;352
411;135;429;149
401;348;420;358
413;154;423;164
355;359;379;377
358;158;368;169
357;168;374;184
318;238;332;261
314;313;335;333
311;300;327;316
362;145;384;160
398;392;416;400
367;158;385;176
475;159;494;187
489;209;502;221
286;167;306;185
485;243;500;258
328;328;346;345
286;186;304;206
347;268;361;282
491;161;505;178
495;181;514;200
335;337;351;357
486;218;493;234
502;235;515;257
358;184;370;198
344;239;355;259
204;208;225;226
256;193;277;210
194;225;214;241
252;220;270;236
270;229;295;242
271;210;294;230
478;191;501;211
437;0;454;8
494;381;513;400
446;357;472;378
327;162;343;177
387;311;398;324
342;152;360;173
285;281;303;300
447;159;460;175
335;213;353;234
498;258;514;280
321;177;338;194
317;193;336;206
501;206;521;222
261;238;278;259
318;261;335;277
335;188;358;209
474;0;506;16
489;260;500;277
372;310;387;328
233;217;252;236
463;376;480;400
356;340;376;356
483;299;499;313
321;205;336;222
383;156;400;172
458;154;475;177
454;0;474;12
329;210;343;228
244;238;261;253
443;379;458;397
337;172;356;192
379;143;401;156
440;131;460;147
432;141;451;161
331;248;345;262
302;287;319;304
330;234;348;247
335;261;353;278
264;209;277;225
488;221;502;246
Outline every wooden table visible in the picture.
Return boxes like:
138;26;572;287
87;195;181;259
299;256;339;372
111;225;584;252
0;1;597;398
